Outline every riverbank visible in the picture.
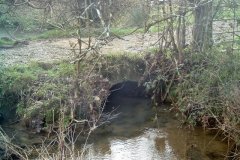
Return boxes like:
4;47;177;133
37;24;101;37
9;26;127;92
0;38;240;159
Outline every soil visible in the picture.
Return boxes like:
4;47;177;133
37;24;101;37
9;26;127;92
0;33;159;67
0;21;238;67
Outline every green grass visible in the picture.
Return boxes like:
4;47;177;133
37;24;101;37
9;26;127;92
25;27;148;41
111;27;144;36
8;27;135;42
28;29;77;40
0;39;15;46
0;61;74;93
0;61;76;124
3;25;164;42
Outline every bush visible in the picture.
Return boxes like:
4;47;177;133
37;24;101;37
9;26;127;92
175;48;240;141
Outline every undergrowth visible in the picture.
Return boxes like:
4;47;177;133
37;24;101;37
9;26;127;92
0;52;146;128
140;47;240;158
173;47;240;156
3;47;240;158
0;52;147;159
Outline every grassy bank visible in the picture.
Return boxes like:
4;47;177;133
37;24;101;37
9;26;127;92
134;47;240;157
0;61;75;124
177;48;240;152
10;27;145;41
0;52;145;126
177;47;240;124
1;46;240;158
173;48;240;156
0;52;147;159
0;38;15;47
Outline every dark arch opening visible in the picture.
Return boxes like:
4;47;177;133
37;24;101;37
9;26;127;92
103;80;149;113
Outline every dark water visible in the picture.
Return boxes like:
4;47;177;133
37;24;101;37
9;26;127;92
82;96;228;160
2;96;228;160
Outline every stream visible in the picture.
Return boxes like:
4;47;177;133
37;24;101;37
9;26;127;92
2;96;228;160
81;95;228;160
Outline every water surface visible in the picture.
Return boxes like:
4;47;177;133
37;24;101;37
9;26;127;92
2;96;228;160
83;96;228;160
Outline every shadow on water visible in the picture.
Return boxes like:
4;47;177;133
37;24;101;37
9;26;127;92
82;81;229;160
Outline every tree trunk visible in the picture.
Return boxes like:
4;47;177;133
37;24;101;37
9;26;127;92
192;0;213;52
176;0;187;63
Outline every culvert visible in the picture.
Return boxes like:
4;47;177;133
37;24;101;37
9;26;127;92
103;80;150;113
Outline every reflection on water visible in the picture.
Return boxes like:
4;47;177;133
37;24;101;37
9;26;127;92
86;129;178;160
83;96;228;160
2;96;228;160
